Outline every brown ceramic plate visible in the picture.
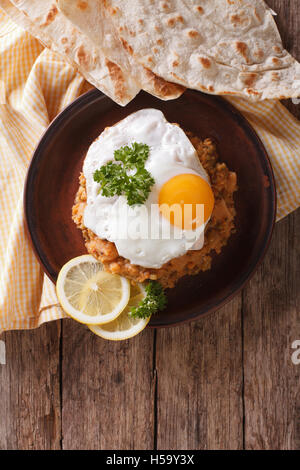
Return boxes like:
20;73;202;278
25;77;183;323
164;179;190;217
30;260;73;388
24;89;276;327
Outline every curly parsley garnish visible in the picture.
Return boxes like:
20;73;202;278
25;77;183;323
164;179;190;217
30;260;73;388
129;281;167;319
93;142;155;206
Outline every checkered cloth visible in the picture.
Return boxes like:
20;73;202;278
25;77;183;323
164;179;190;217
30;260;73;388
0;11;299;332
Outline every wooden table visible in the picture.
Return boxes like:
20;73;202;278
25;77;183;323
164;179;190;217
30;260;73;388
0;0;299;451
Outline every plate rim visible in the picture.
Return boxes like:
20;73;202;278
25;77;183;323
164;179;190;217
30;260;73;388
24;88;277;327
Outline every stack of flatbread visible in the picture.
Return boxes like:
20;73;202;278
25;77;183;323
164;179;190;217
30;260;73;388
1;0;300;105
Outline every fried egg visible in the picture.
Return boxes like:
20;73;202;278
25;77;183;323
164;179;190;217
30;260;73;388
83;109;214;268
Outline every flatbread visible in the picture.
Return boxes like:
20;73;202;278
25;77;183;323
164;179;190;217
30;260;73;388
98;0;300;100
3;0;300;102
0;0;140;105
57;0;185;101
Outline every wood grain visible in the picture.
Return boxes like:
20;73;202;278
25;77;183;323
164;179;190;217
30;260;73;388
243;210;300;449
156;296;243;450
61;319;155;450
0;322;61;450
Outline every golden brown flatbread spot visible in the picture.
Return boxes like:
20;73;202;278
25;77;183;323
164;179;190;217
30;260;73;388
198;84;208;92
166;15;184;27
246;88;260;96
235;41;250;63
156;38;163;45
272;57;281;65
120;37;133;55
144;68;185;97
272;72;280;81
61;37;68;44
253;48;264;59
198;57;211;68
105;59;127;102
223;91;238;95
195;6;204;14
76;45;91;67
240;72;258;87
172;60;179;67
187;29;199;38
231;14;247;26
159;2;170;11
109;6;119;15
41;4;58;27
77;1;88;10
171;71;185;82
166;17;176;27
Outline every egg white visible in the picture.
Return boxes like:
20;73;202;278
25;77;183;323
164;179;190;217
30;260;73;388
83;108;211;268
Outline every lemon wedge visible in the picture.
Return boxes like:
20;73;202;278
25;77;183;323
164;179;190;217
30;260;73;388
56;255;130;325
89;283;150;340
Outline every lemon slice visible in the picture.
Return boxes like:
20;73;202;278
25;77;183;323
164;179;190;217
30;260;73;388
56;255;130;325
89;283;150;340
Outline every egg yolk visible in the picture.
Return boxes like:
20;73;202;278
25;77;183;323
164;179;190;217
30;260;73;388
158;174;215;230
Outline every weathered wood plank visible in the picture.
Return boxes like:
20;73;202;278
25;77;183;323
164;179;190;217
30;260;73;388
243;209;300;449
61;319;155;450
156;296;243;450
0;322;61;450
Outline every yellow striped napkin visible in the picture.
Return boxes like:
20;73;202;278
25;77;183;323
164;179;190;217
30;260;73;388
0;11;299;332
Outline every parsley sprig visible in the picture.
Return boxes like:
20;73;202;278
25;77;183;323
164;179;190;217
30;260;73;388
93;142;155;206
130;281;167;319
